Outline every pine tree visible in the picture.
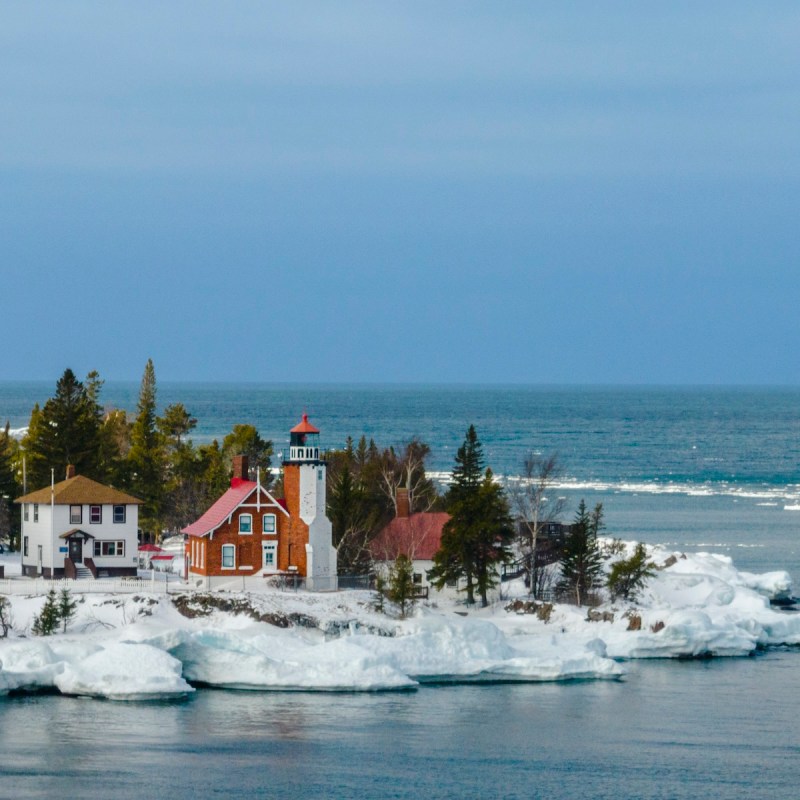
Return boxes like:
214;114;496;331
471;469;515;607
87;370;129;485
428;426;512;606
158;403;197;450
386;554;417;618
221;424;273;486
23;369;102;488
128;359;165;540
58;588;78;633
559;500;604;606
21;404;48;490
449;425;484;499
429;426;486;603
607;543;656;602
0;422;19;548
32;589;60;636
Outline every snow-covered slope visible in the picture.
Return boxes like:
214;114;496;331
0;544;797;701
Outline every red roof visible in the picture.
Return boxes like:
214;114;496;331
369;512;450;562
291;413;319;434
182;481;257;538
138;544;164;552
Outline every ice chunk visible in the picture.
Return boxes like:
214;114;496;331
54;642;193;700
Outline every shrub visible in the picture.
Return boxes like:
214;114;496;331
0;595;11;637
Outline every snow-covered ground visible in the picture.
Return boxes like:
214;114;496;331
1;542;798;701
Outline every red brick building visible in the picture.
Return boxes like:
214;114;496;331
182;415;337;591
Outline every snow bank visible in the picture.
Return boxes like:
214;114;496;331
359;615;621;682
0;638;192;700
494;546;800;660
1;542;798;701
54;642;193;700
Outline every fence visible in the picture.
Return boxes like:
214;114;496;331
0;576;174;596
2;573;345;597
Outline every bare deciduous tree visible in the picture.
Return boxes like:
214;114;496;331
509;452;566;598
379;439;439;515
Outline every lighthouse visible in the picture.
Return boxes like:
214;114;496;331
282;414;338;591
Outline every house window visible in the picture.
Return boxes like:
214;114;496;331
222;544;235;569
90;505;102;524
23;504;29;522
70;505;82;524
317;468;323;480
113;505;126;523
263;514;276;534
23;536;28;557
33;504;39;523
94;540;125;557
239;514;252;534
413;573;422;585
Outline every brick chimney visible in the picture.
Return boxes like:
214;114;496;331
65;464;76;480
396;487;410;518
231;455;250;485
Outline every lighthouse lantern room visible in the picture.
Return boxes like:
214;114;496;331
287;413;321;464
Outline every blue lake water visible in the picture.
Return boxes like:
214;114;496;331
1;652;799;800
1;383;799;797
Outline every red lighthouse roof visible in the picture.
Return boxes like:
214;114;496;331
290;413;319;434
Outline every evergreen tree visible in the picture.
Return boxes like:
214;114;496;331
157;403;197;450
386;554;417;618
23;369;102;488
99;408;132;488
86;369;130;486
32;589;60;636
221;424;273;486
607;543;656;602
559;500;604;606
328;460;373;573
429;426;486;603
449;425;484;499
471;469;515;606
58;588;78;633
21;404;48;490
428;426;512;606
128;359;165;540
0;422;19;548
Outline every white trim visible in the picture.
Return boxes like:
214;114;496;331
262;540;278;572
221;543;236;570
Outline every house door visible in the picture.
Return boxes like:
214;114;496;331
262;541;278;572
69;538;83;563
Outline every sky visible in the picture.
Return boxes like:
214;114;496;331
2;2;800;385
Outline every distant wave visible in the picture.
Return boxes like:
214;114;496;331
428;471;800;506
